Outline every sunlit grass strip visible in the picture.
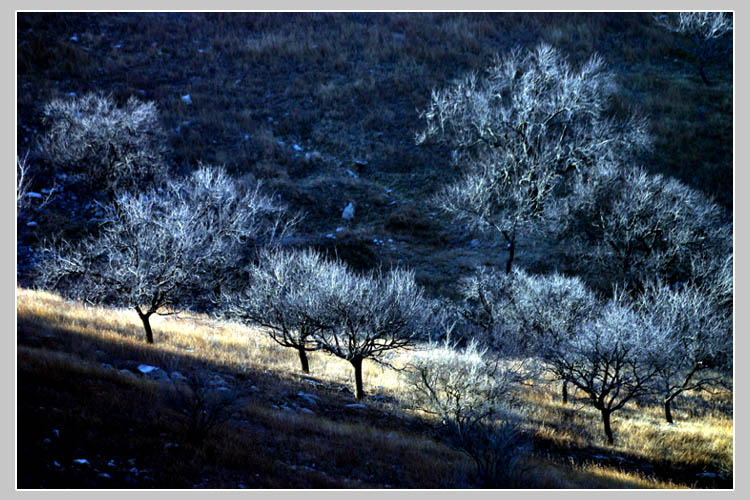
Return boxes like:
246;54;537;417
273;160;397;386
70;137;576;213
17;287;734;483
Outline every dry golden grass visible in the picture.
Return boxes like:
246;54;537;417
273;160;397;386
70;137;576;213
17;287;733;488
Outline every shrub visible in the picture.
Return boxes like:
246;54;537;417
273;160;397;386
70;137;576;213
39;93;169;194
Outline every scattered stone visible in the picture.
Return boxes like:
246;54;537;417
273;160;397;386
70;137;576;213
345;403;367;409
697;472;720;478
181;94;192;105
346;169;358;179
336;227;344;232
170;371;187;382
73;459;90;465
70;34;78;41
298;407;315;415
296;392;319;407
52;429;59;438
98;473;111;479
326;233;336;239
342;202;355;220
26;221;38;227
469;239;480;248
119;369;135;377
101;363;114;370
293;144;304;152
137;364;159;374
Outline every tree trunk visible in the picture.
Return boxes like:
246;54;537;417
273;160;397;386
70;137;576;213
297;346;310;373
505;239;515;274
698;61;711;86
561;380;568;405
351;357;364;400
664;398;674;424
136;308;155;344
601;408;614;445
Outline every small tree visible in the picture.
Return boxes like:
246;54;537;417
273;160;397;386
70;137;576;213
35;166;293;344
562;163;731;293
557;297;659;445
38;93;169;194
220;248;339;373
637;269;732;424
316;266;427;400
418;44;649;273
405;339;528;487
461;267;600;404
655;12;733;85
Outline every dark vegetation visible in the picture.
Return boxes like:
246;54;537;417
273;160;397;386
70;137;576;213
17;11;733;489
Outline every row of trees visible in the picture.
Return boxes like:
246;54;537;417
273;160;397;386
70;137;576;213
411;39;733;455
27;32;732;484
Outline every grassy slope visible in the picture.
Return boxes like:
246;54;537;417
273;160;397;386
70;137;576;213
16;12;733;295
17;288;732;488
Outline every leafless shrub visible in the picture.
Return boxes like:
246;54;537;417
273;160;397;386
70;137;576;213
418;44;649;273
35;165;295;344
166;371;239;445
460;267;600;404
405;339;529;487
561;163;731;293
38;93;169;193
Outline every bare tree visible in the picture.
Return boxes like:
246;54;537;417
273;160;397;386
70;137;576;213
655;12;733;85
404;338;528;487
315;266;428;400
17;152;56;219
17;153;31;214
35;166;294;344
556;296;659;445
418;44;649;273
38;93;169;194
461;267;600;404
219;248;339;373
637;264;732;424
561;163;731;293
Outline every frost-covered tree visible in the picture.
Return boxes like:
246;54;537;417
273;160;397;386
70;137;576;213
405;338;527;487
316;267;427;400
557;297;659;444
39;93;169;193
637;262;732;423
35;166;294;344
219;248;342;373
461;267;600;404
561;163;731;293
655;12;733;85
418;44;649;273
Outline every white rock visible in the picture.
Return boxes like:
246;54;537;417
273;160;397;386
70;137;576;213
137;364;159;374
73;458;90;465
293;144;303;152
70;34;78;41
181;94;192;105
326;234;335;239
342;202;355;221
26;221;38;227
336;227;344;232
345;403;366;409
